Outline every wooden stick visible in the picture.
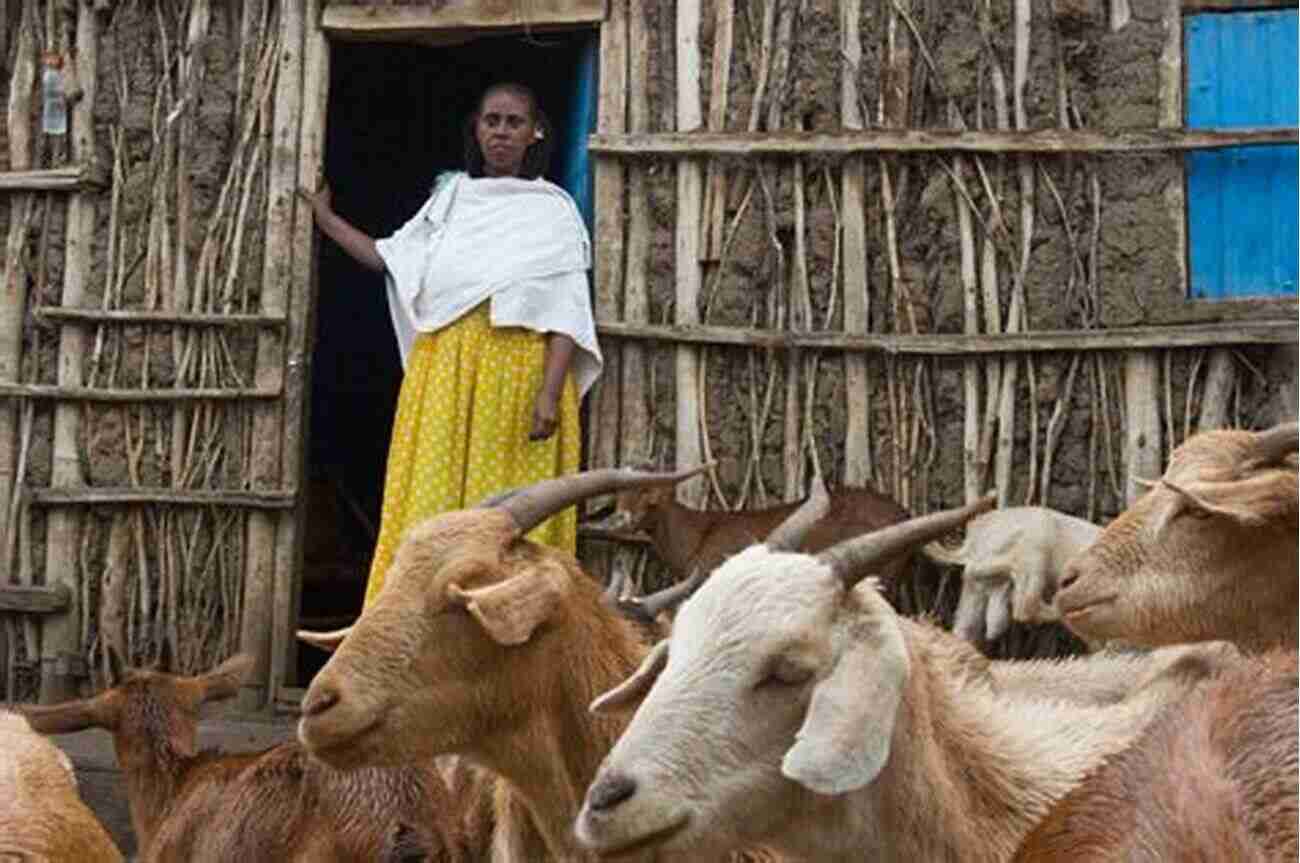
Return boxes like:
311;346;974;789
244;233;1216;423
699;0;733;261
619;0;651;466
587;126;1298;156
954;156;981;503
40;0;98;703
0;383;281;401
840;0;872;488
589;0;627;504
674;0;706;506
594;319;1296;353
0;165;105;191
35;307;287;327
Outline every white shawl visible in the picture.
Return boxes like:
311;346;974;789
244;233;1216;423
374;172;602;397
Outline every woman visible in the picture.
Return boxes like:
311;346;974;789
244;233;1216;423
300;83;601;607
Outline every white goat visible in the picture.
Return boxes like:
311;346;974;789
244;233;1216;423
575;494;1233;863
922;506;1101;646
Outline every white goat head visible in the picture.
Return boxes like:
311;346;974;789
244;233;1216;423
1055;421;1298;652
575;495;994;860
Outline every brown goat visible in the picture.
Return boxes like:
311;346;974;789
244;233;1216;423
21;654;472;863
0;709;124;861
606;473;917;581
296;466;789;862
1056;421;1298;651
1012;649;1298;862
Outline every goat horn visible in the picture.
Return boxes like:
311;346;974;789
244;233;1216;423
766;473;831;552
1245;421;1299;471
819;493;997;588
493;463;716;535
631;567;709;619
604;560;630;603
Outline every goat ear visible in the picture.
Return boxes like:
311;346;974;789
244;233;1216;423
590;639;668;713
20;694;118;735
193;654;255;706
782;593;909;795
1177;471;1298;527
448;566;568;646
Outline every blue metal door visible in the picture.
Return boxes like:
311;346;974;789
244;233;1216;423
1185;10;1298;299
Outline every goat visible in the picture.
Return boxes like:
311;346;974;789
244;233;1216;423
0;708;124;861
21;653;471;863
575;491;1237;863
1012;649;1298;862
1056;420;1298;652
296;465;787;862
602;468;917;581
921;506;1102;646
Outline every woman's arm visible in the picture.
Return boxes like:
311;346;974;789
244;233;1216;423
298;185;385;273
530;333;576;441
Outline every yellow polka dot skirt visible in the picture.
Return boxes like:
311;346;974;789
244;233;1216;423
362;302;579;608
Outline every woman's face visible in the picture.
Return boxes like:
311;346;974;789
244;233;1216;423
475;89;538;178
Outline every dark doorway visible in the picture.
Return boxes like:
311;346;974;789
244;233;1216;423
296;29;599;685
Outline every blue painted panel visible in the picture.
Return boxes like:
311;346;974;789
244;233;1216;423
1185;10;1298;299
560;31;599;234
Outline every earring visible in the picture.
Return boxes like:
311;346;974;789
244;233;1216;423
534;128;545;141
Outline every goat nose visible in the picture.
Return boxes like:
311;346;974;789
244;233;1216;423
588;772;637;811
1058;564;1080;593
1041;578;1060;605
300;685;340;718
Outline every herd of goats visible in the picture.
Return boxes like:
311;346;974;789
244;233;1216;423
1;420;1296;862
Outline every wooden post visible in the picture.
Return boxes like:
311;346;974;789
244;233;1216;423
269;0;328;709
1118;0;1180;501
840;0;872;487
239;0;304;711
0;1;36;680
674;0;705;504
620;0;651;465
588;0;627;490
41;2;98;703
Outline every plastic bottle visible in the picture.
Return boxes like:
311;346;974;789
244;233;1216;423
41;52;67;136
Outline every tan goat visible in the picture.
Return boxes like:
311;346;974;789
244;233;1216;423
576;492;1237;863
296;466;786;862
22;653;472;863
1056;420;1298;651
1012;649;1298;862
0;708;124;861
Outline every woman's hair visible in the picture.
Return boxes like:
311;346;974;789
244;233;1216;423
463;82;555;180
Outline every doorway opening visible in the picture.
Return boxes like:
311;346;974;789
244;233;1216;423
295;29;599;686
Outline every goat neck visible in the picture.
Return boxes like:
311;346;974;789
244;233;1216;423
864;618;1182;862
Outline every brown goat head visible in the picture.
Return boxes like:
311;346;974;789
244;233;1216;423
1055;422;1298;651
296;466;708;773
22;653;253;760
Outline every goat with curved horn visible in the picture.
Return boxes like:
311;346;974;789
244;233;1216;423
765;473;832;552
494;463;716;535
1244;420;1299;471
819;493;997;587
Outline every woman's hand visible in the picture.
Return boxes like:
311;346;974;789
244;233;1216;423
296;183;333;219
529;388;560;441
